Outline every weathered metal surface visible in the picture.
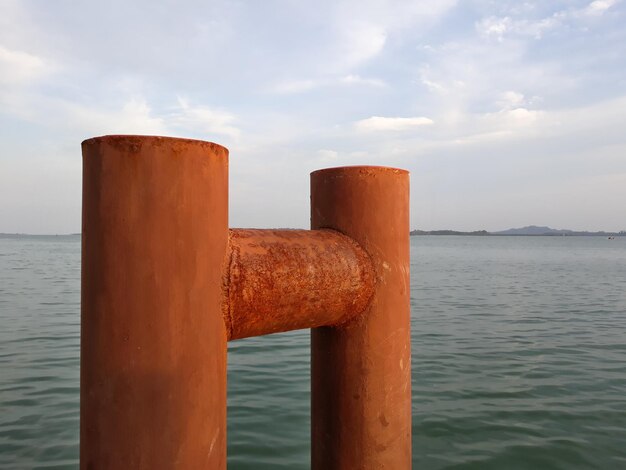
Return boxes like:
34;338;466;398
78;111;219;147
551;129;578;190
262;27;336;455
224;228;375;341
81;134;410;470
311;166;412;470
81;135;229;470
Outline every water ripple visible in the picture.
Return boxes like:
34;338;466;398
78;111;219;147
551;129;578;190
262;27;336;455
2;236;626;469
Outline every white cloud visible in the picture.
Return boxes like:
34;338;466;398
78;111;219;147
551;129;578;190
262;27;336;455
316;149;339;163
476;16;512;40
420;76;447;94
333;0;458;36
416;35;576;130
482;107;544;129
340;74;386;88
66;97;168;136
419;64;467;96
476;1;619;41
476;15;560;40
172;97;240;139
0;45;48;84
335;20;387;69
505;107;540;123
262;1;458;94
0;90;240;141
497;91;526;110
271;79;319;94
326;0;458;71
271;74;385;94
308;148;370;167
584;0;618;16
354;116;434;132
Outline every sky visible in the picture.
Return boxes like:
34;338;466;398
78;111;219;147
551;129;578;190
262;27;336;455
0;0;625;234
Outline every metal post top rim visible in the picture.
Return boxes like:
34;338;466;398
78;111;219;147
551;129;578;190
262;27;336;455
311;165;409;177
81;134;229;155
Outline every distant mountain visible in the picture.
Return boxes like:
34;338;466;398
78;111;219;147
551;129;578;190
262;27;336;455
410;226;626;236
493;225;571;235
492;225;625;236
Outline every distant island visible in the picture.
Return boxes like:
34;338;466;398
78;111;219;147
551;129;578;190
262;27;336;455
411;225;626;237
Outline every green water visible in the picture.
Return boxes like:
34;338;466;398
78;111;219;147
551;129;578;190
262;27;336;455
1;235;625;469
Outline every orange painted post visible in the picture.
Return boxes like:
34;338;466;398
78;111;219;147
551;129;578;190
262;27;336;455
81;136;229;469
311;166;412;469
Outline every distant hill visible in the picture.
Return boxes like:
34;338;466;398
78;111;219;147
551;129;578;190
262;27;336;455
494;225;569;235
411;226;626;236
492;225;625;236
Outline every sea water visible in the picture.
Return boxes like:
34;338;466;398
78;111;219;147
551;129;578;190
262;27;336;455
1;235;625;469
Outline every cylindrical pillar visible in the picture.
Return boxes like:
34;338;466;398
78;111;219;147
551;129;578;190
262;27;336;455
311;166;411;469
81;135;229;469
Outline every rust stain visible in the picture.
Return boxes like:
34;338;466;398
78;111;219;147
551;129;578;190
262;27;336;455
224;228;375;341
220;231;235;341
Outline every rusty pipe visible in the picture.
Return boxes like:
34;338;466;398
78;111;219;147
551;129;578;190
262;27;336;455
224;228;375;341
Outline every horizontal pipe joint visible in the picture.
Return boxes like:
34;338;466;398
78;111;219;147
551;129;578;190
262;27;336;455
224;229;375;341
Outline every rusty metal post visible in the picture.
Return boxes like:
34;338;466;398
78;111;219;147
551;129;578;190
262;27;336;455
311;166;412;469
81;136;229;469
